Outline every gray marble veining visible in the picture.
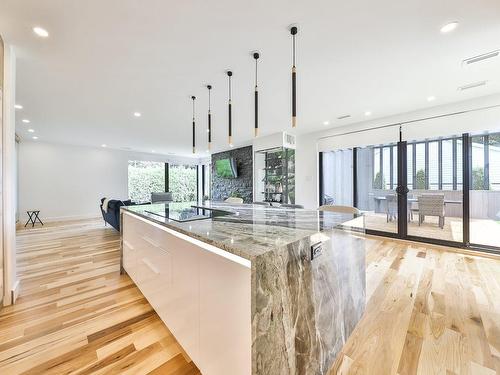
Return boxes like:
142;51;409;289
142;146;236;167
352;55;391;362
121;202;366;375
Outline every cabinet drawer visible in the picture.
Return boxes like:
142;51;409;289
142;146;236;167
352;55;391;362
136;239;172;314
122;240;137;282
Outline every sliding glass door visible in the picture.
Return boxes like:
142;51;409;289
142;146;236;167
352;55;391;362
356;144;399;234
406;136;464;244
469;133;500;248
319;131;499;253
319;149;353;206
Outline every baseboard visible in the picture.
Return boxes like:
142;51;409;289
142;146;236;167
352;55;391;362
11;280;20;304
20;213;101;224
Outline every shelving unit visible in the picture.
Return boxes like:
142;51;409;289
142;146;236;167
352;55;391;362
255;147;295;204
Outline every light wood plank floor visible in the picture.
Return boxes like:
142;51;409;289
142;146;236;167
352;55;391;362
2;219;499;374
1;219;200;374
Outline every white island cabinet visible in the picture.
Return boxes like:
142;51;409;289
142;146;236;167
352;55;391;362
121;211;252;375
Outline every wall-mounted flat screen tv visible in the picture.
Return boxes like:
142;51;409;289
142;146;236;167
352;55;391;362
215;158;238;178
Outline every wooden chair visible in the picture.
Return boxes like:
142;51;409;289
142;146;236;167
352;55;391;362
318;205;360;215
225;197;244;204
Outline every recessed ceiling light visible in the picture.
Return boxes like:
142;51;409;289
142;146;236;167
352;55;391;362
427;96;436;102
323;121;330;126
33;27;49;37
15;104;23;110
101;144;107;147
364;111;372;116
28;129;35;133
22;119;30;123
32;136;38;140
440;21;459;34
133;112;141;117
151;150;155;153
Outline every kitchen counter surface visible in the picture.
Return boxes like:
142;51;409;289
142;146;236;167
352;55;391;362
122;201;363;261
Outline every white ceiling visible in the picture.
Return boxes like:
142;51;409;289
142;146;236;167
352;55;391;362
1;0;500;157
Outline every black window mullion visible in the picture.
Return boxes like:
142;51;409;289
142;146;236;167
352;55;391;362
201;165;206;199
438;140;443;190
397;141;407;238
452;139;457;190
196;165;200;203
463;133;470;246
389;146;394;190
484;135;490;190
318;152;324;206
412;143;417;189
165;162;169;192
353;148;358;207
379;147;384;189
424;141;429;189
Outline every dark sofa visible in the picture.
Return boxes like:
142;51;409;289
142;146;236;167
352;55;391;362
100;198;137;231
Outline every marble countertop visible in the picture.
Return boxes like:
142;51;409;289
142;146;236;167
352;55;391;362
121;202;364;261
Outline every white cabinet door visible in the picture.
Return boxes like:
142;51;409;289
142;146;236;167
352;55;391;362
157;229;200;365
136;235;172;317
199;249;252;375
122;214;141;282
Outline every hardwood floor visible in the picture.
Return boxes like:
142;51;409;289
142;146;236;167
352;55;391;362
1;219;200;374
1;219;499;374
331;235;500;375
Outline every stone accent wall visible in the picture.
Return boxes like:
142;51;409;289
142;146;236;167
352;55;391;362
211;146;253;203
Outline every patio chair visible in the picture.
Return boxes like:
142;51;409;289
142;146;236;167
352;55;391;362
385;194;398;222
417;194;445;229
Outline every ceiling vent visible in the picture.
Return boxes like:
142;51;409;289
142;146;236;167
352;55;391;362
458;81;487;91
462;50;499;65
337;114;351;120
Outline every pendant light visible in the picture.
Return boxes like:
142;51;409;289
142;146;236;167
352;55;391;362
191;95;196;154
207;85;212;151
290;26;298;128
253;52;260;137
227;71;233;145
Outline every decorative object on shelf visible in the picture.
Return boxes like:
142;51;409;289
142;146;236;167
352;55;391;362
227;71;233;145
290;25;298;128
191;95;196;154
255;147;295;204
253;52;260;137
207;85;212;151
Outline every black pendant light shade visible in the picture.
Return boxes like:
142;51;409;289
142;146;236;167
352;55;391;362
227;71;233;145
191;95;196;154
207;85;212;150
253;52;260;137
290;26;297;128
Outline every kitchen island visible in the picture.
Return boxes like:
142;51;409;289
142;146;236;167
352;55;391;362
120;202;366;375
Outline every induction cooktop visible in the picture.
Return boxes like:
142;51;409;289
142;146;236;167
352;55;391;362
145;205;233;222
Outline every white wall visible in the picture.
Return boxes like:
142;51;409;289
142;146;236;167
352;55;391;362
3;42;17;305
18;141;199;222
296;94;500;209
